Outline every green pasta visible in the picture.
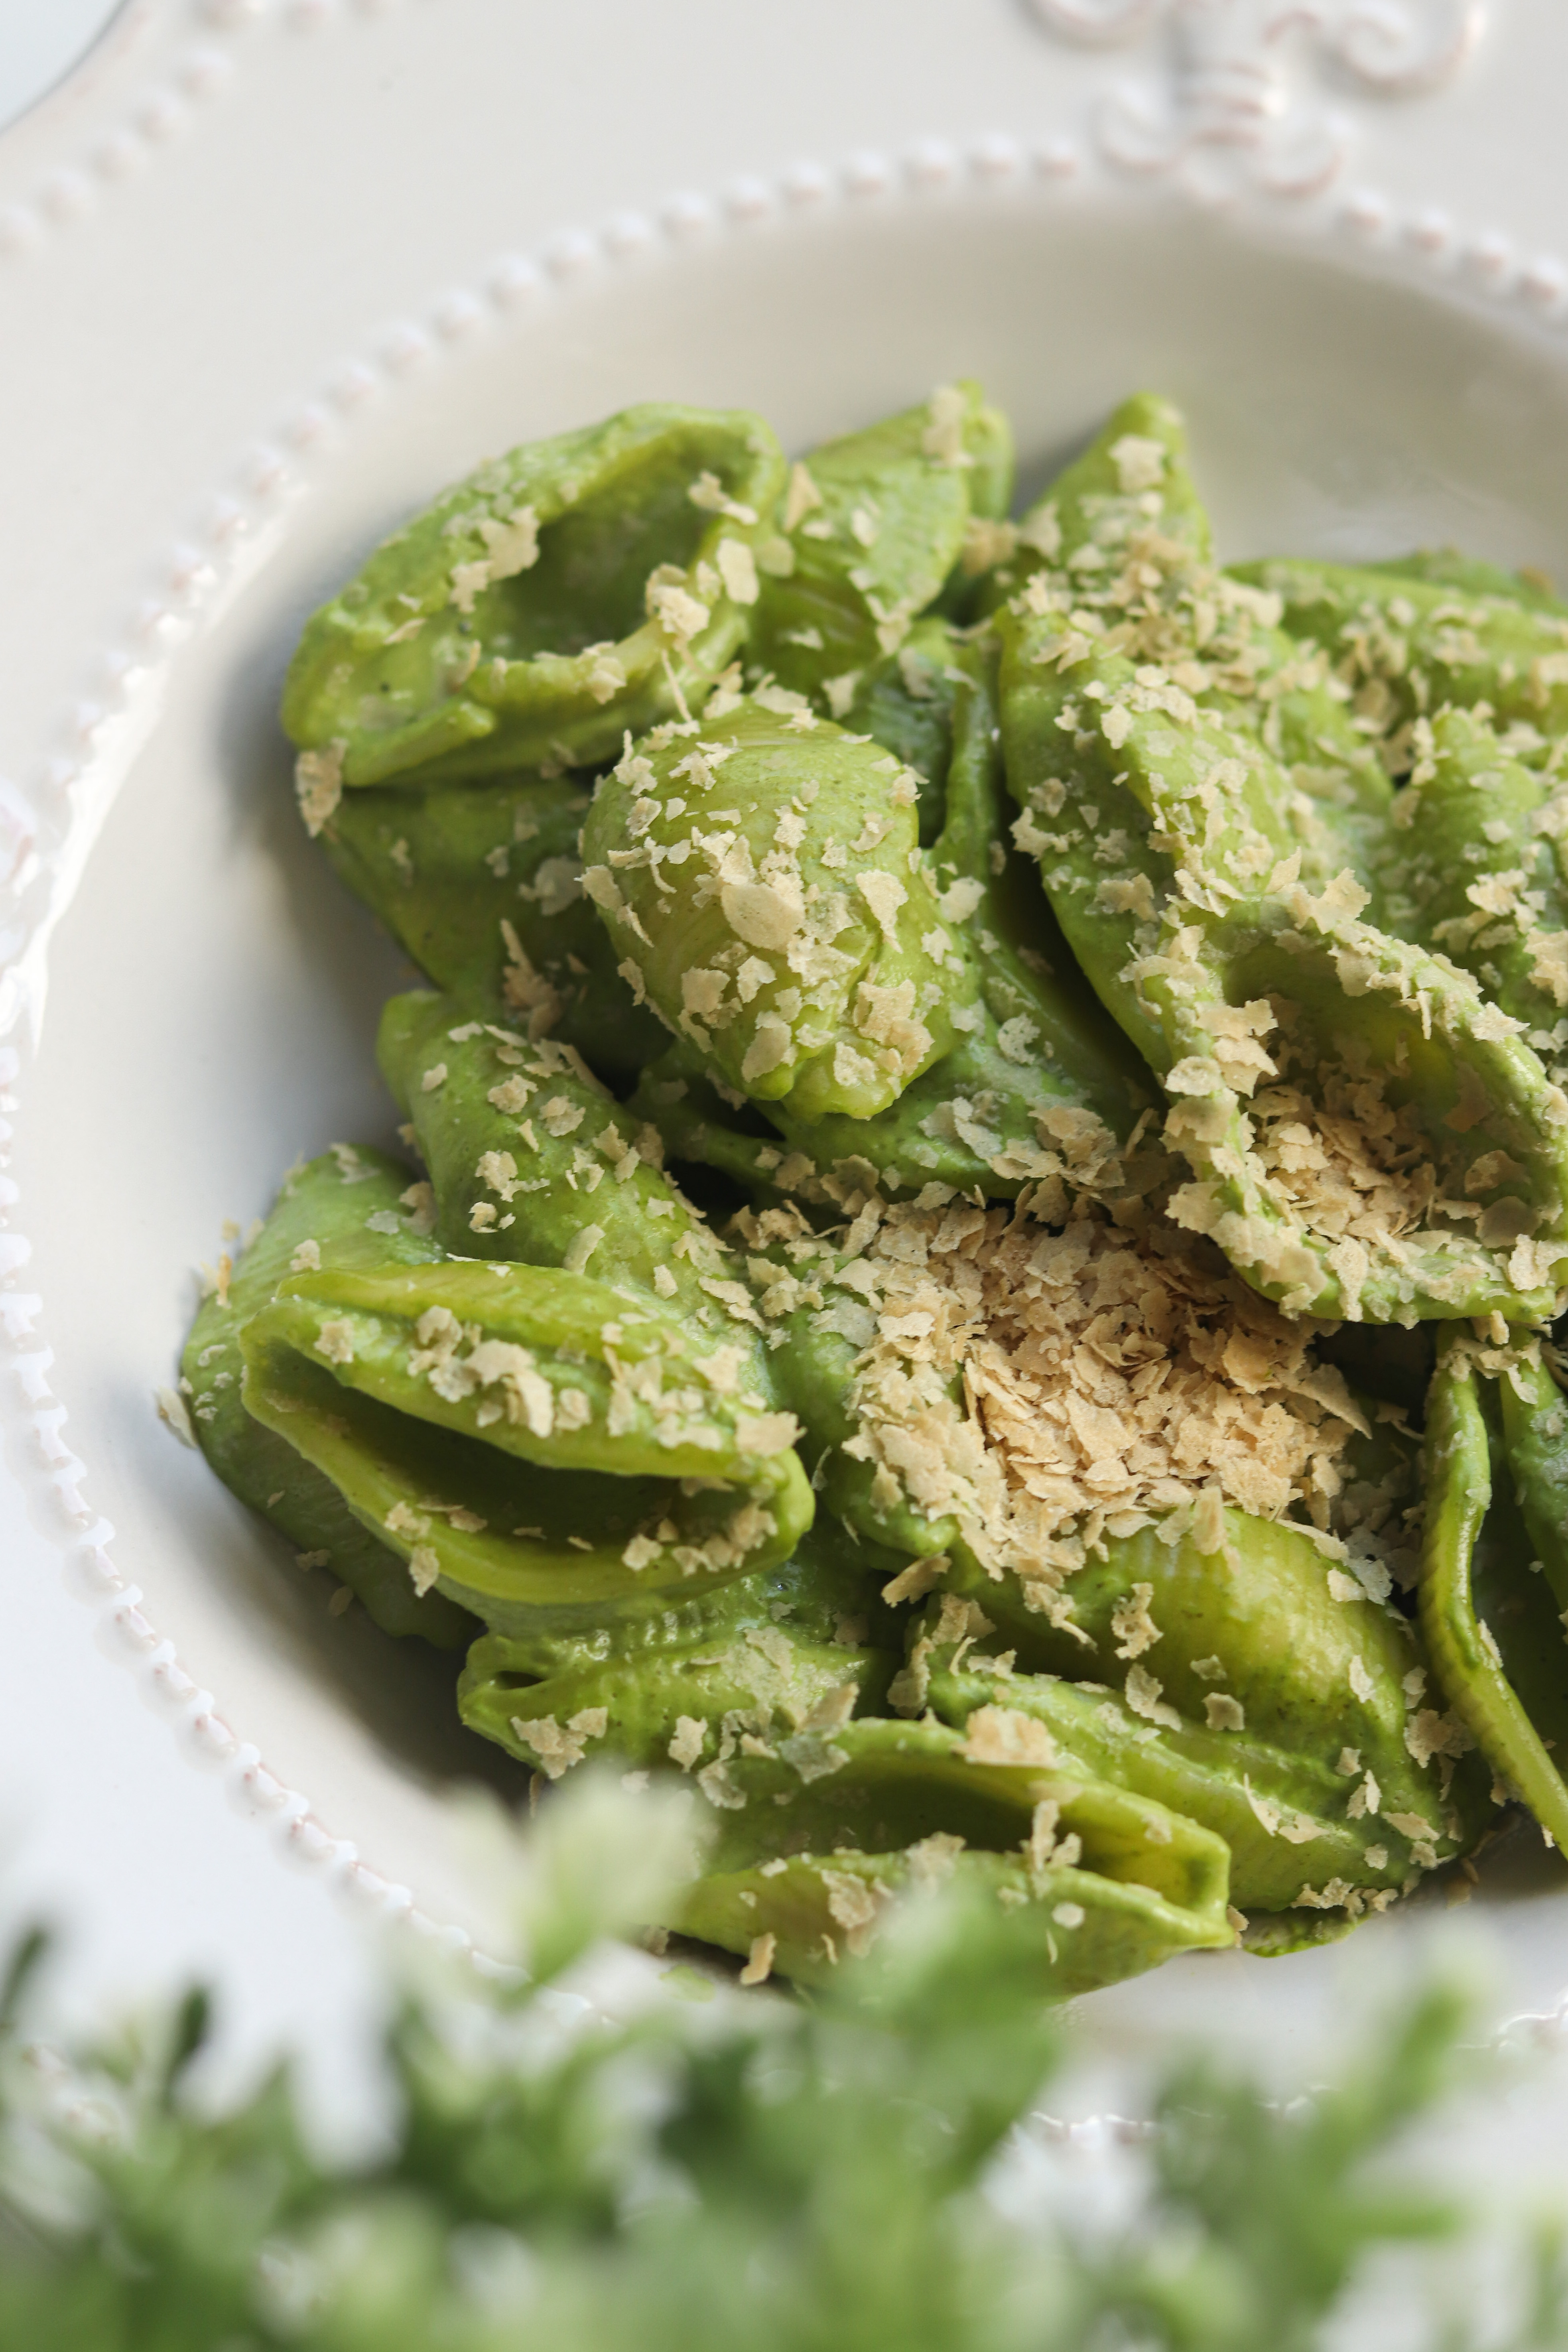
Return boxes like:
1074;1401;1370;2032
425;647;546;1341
240;1255;812;1627
746;380;1013;713
625;630;1153;1204
670;1716;1234;1993
317;771;665;1078
1229;554;1568;753
182;1147;474;1646
580;692;980;1122
283;403;786;790
995;398;1568;1322
1419;1332;1568;1852
179;385;1568;1997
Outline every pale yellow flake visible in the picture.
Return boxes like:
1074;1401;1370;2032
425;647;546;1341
1110;1583;1160;1661
314;1319;356;1365
961;1705;1059;1767
668;1716;708;1771
1108;433;1167;493
739;1932;777;1986
1124;1666;1182;1733
154;1387;197;1448
783;463;823;533
736;1410;802;1458
880;1554;950;1606
855;870;907;943
295;741;346;837
716;538;759;605
510;1706;609;1780
817;1867;887;1956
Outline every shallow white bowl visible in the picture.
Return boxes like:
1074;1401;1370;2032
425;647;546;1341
16;163;1568;2015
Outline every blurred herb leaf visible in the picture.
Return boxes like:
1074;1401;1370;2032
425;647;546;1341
0;1776;1559;2352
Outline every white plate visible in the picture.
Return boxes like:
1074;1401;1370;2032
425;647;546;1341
0;0;123;134
9;1;1568;2037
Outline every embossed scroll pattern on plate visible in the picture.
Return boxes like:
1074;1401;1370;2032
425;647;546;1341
1026;0;1487;193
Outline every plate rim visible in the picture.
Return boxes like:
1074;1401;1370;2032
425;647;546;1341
7;121;1568;2019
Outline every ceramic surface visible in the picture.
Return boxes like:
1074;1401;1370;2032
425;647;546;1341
6;0;1568;2053
0;0;125;132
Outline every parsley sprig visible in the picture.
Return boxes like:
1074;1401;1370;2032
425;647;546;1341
0;1778;1560;2351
